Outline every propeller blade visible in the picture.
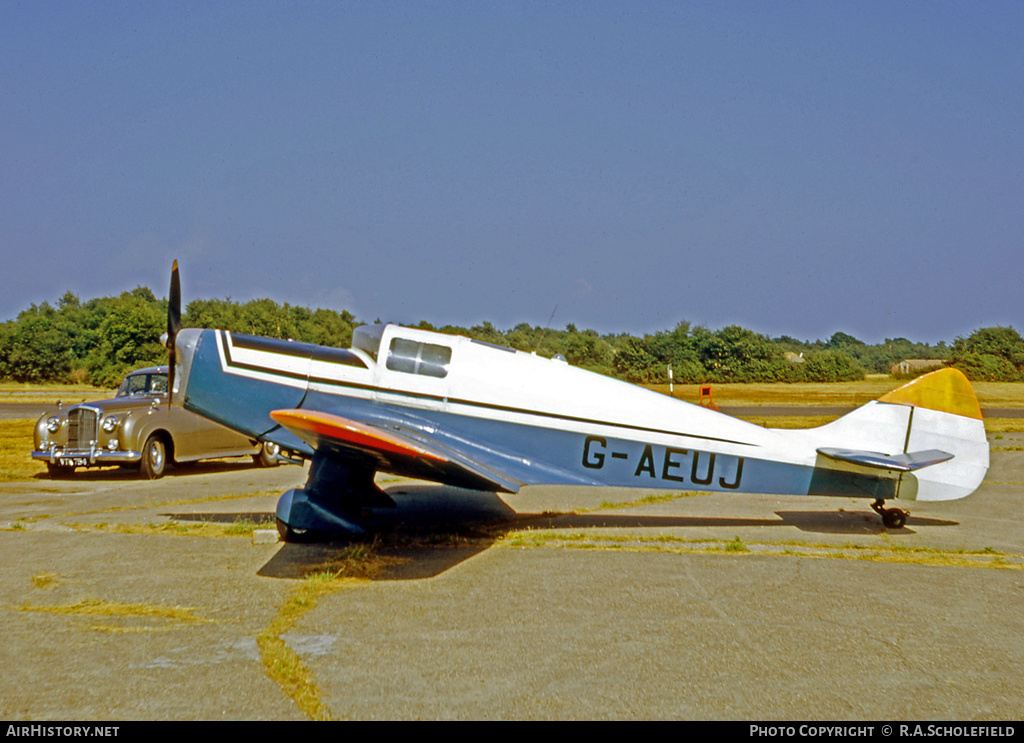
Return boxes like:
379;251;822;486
168;260;182;342
167;261;181;408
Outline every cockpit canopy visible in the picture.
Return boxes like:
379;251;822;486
352;324;454;379
351;324;386;361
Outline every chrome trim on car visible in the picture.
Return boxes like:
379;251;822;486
31;447;143;465
67;405;102;448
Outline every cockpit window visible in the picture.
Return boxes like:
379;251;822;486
386;338;452;378
352;325;386;361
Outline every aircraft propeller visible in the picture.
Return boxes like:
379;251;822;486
167;260;181;407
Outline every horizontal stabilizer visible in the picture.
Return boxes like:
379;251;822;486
817;447;953;472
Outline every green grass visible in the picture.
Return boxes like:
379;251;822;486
0;418;47;481
4;377;1023;408
0;382;112;405
646;379;1024;408
13;597;211;633
733;414;842;429
722;536;749;553
735;415;1024;432
257;544;393;720
495;530;1024;569
86;519;272;538
596;491;706;510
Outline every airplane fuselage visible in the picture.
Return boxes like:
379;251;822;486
172;323;988;511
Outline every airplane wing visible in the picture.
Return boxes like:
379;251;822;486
269;409;524;494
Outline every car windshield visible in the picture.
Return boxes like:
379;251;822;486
116;373;168;397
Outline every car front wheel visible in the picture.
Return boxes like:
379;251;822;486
140;435;168;479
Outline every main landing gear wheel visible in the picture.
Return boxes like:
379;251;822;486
276;517;313;544
871;499;909;529
254;441;281;468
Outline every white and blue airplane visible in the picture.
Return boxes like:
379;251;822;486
165;264;989;541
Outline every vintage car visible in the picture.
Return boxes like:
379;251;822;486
32;366;280;478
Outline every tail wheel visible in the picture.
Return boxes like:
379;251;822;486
140;435;168;479
882;508;908;529
872;499;908;529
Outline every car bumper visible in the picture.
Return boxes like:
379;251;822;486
32;449;143;467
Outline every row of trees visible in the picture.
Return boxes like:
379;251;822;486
609;322;866;383
773;330;951;376
948;327;1024;382
0;289;357;387
0;286;1020;385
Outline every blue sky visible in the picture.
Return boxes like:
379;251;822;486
2;1;1021;344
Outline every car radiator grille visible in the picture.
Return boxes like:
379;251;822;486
68;408;98;448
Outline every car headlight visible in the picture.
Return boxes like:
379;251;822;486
46;417;61;433
101;415;120;433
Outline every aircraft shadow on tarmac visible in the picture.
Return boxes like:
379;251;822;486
166;482;959;582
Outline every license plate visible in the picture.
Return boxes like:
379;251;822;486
58;457;88;467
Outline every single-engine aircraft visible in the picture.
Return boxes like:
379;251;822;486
164;263;988;541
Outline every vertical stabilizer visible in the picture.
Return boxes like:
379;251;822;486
818;368;989;501
877;367;983;421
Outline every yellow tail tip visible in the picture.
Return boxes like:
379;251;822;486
878;367;982;420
